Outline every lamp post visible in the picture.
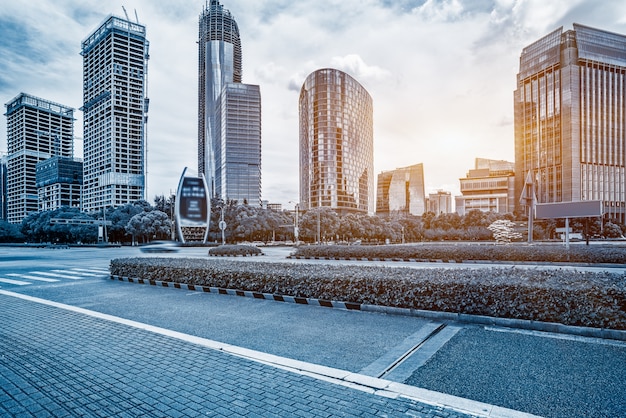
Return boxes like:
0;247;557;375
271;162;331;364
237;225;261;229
219;205;227;245
289;201;299;244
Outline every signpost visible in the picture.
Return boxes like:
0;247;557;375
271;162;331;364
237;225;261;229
175;167;210;243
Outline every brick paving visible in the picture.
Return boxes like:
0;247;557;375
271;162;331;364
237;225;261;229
0;294;477;417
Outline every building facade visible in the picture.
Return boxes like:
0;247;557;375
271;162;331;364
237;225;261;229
36;156;83;211
4;93;74;223
456;158;515;215
81;15;149;213
214;83;261;206
198;0;261;206
0;154;7;221
300;68;374;214
376;163;426;216
428;190;452;215
514;24;626;221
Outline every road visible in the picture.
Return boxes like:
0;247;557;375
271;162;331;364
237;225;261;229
1;245;625;417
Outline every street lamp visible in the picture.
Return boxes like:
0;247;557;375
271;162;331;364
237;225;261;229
289;201;299;244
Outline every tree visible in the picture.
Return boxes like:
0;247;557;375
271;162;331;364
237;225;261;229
107;201;151;243
125;210;172;243
462;209;487;228
299;207;339;243
0;220;24;243
603;221;623;239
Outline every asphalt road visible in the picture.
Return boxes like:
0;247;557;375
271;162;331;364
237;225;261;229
1;244;625;417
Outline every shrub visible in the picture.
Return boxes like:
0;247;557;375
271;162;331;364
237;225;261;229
110;257;626;330
208;244;263;257
291;244;626;264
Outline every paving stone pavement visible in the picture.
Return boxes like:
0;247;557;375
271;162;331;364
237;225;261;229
0;293;482;418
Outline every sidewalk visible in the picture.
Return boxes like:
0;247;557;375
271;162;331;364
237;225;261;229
0;290;536;418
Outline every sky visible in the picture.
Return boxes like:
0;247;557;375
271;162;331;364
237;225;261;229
1;0;625;211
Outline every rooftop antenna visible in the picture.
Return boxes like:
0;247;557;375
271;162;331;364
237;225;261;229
121;5;130;20
134;9;139;24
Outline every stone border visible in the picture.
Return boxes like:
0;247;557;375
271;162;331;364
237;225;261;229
110;274;626;342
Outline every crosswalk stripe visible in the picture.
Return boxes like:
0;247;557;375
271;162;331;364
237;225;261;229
0;278;32;286
33;271;85;280
71;268;109;274
65;269;107;277
7;274;59;283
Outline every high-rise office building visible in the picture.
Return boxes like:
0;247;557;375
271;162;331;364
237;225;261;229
215;83;261;206
4;93;74;223
199;0;261;205
81;15;149;212
514;24;626;221
376;164;426;216
299;68;374;214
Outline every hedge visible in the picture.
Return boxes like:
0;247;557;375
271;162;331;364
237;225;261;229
110;257;626;330
292;244;626;264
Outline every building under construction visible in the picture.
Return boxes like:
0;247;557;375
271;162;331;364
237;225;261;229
81;14;149;213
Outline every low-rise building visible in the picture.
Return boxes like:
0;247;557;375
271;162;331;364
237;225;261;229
456;158;515;215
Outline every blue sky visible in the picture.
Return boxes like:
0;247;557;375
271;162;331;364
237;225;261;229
1;0;625;209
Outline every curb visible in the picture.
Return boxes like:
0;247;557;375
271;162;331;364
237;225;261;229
286;255;626;268
109;274;626;342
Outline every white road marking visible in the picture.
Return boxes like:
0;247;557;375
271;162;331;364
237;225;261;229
32;271;85;280
0;277;32;286
7;273;58;282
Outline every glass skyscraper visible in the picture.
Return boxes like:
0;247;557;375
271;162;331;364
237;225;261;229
81;15;149;212
199;0;261;206
376;164;426;216
514;24;626;221
299;68;374;214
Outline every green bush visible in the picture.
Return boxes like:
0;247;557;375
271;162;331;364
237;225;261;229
110;257;626;330
208;244;263;257
292;244;626;264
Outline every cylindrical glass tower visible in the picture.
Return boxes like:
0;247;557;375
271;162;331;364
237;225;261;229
299;68;374;214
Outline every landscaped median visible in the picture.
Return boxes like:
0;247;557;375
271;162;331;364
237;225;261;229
290;243;626;264
110;256;626;332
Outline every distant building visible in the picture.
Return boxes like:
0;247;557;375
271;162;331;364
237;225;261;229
4;93;74;223
199;0;262;206
428;190;452;214
376;163;426;216
266;202;282;211
0;154;7;221
81;15;149;212
456;158;515;215
514;24;626;222
36;156;83;211
299;68;374;215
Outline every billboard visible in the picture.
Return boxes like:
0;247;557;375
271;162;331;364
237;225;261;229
535;200;603;219
175;168;210;243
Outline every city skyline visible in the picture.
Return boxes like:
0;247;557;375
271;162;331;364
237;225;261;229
1;1;625;210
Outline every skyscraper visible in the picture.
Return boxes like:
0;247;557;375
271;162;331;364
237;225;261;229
376;164;426;216
300;69;374;215
514;24;626;221
81;15;149;213
199;0;261;206
4;93;74;223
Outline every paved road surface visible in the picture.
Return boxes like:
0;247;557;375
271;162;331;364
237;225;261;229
1;245;625;417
